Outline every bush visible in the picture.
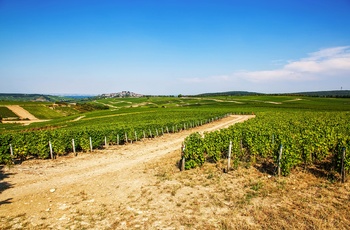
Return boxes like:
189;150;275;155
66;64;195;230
183;132;205;169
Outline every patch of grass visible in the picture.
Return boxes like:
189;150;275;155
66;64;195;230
250;180;263;191
22;105;64;119
0;106;18;118
170;184;182;196
277;179;287;190
155;169;173;181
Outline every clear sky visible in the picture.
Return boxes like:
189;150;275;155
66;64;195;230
1;0;350;95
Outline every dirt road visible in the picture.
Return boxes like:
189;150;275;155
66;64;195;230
0;115;254;229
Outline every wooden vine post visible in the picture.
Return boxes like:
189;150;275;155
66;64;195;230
104;136;108;147
9;144;13;157
49;141;54;159
72;139;76;156
278;144;283;177
89;137;93;152
227;141;232;172
125;132;128;143
180;143;185;171
341;147;346;183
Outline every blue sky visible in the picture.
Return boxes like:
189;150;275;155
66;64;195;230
1;0;350;95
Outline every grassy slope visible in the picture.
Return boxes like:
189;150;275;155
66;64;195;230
0;107;18;118
21;105;65;119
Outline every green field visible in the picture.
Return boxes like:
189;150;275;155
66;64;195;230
0;106;18;119
1;95;350;168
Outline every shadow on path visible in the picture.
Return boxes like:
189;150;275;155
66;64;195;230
0;165;14;206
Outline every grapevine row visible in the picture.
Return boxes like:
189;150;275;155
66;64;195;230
183;112;350;176
0;113;232;164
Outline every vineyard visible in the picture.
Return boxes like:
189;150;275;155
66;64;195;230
184;111;350;178
1;95;350;229
0;107;237;164
0;107;18;119
1;95;350;174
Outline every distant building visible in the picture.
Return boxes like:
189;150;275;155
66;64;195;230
100;91;143;98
